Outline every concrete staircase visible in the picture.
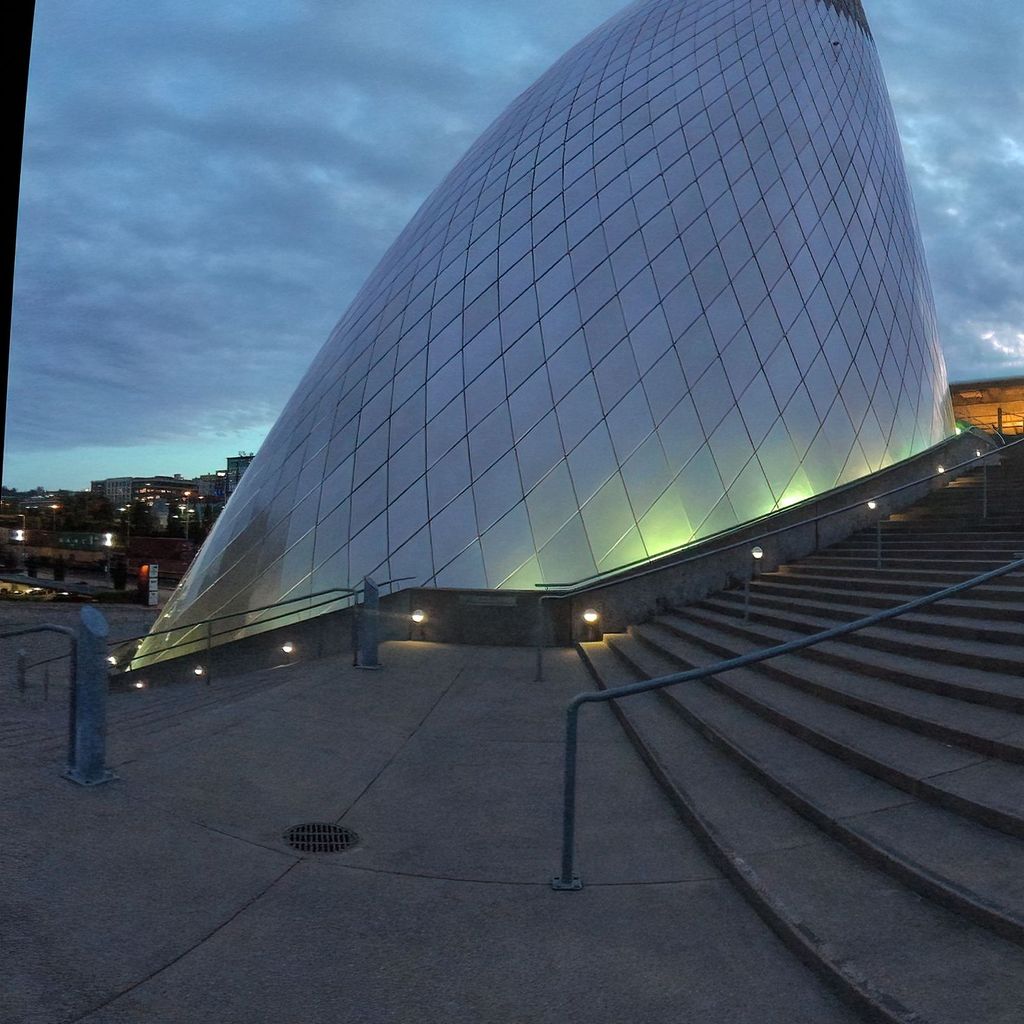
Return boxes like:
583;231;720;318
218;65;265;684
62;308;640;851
577;444;1024;1024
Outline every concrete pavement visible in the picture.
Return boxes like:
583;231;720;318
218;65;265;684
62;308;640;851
3;641;859;1023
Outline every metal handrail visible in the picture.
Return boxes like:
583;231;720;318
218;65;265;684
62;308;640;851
114;586;359;650
114;576;417;671
22;575;417;676
115;575;416;650
538;432;1019;597
552;553;1024;890
0;623;79;748
12;588;360;679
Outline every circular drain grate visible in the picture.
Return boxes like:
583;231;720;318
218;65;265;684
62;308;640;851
283;822;359;854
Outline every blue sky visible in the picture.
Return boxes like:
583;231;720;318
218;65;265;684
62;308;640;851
6;0;1022;490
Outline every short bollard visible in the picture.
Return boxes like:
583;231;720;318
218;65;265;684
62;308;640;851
355;576;381;670
64;606;116;787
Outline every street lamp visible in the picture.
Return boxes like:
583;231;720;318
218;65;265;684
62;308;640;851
178;504;192;540
119;506;131;546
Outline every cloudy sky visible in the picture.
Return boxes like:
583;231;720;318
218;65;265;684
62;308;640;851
6;0;1022;490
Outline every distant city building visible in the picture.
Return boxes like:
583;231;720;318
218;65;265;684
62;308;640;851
90;477;134;505
225;454;255;496
198;471;228;501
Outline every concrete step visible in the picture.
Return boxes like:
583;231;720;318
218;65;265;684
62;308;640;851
579;640;1024;1024
711;588;1024;649
664;607;1024;762
829;539;1024;553
587;636;1024;943
752;572;1024;609
702;592;1024;675
793;556;1017;579
616;624;1024;839
771;565;1024;592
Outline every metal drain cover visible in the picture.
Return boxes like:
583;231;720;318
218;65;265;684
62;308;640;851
283;822;359;854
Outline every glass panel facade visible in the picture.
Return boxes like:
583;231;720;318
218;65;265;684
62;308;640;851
134;0;953;667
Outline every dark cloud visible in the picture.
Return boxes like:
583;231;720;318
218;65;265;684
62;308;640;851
6;0;1022;488
869;1;1024;379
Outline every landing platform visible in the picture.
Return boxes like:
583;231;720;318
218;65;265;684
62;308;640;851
3;643;857;1023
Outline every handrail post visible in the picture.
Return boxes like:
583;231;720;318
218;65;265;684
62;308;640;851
205;619;213;685
552;700;583;890
534;597;546;682
64;607;116;786
355;576;381;669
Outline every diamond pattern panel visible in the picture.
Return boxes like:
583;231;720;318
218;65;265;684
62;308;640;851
136;0;953;665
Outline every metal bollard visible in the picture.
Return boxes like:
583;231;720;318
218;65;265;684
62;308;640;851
534;599;546;682
205;619;213;685
63;606;116;786
355;576;381;669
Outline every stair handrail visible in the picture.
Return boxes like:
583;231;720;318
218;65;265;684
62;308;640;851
552;553;1024;890
537;433;1022;597
112;576;415;669
19;576;416;679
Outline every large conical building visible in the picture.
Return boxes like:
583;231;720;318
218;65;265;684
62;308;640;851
136;0;953;665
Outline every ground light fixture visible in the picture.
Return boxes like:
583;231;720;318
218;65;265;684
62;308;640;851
751;546;764;560
281;642;295;654
194;666;205;676
133;681;145;690
868;500;878;510
937;465;945;473
411;610;426;624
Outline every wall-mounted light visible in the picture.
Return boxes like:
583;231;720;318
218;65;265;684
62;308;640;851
411;609;426;624
281;642;295;654
867;500;877;510
582;609;600;624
